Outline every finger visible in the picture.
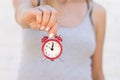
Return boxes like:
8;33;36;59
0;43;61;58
36;10;42;24
32;7;43;30
30;8;45;31
36;12;44;30
39;6;51;30
45;7;58;32
48;23;59;38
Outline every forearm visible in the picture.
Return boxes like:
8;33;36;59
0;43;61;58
92;70;105;80
13;0;33;28
93;75;105;80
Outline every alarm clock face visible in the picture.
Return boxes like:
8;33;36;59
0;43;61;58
42;39;62;60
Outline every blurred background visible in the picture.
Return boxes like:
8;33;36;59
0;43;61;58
0;0;120;80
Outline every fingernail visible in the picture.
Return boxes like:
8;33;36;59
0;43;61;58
40;26;45;30
45;27;50;31
49;33;54;38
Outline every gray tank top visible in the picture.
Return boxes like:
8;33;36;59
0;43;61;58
18;1;96;80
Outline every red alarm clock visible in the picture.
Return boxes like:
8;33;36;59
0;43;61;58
41;35;63;61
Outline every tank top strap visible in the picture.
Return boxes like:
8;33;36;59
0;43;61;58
88;0;94;14
87;0;94;26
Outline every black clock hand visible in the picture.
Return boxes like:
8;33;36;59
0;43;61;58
51;42;54;51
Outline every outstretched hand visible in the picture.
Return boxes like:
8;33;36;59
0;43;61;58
22;5;59;38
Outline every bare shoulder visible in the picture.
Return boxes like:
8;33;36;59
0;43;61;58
92;2;106;30
93;2;106;13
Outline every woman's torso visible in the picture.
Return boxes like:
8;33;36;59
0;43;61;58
18;1;96;80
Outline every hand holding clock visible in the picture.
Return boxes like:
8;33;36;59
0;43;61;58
21;1;59;38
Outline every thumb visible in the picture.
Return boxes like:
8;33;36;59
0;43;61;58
48;23;59;38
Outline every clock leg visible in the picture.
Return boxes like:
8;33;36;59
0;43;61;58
41;58;46;63
59;58;64;62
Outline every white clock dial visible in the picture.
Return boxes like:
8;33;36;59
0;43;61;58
43;41;61;58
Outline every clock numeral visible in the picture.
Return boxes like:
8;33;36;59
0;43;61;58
45;52;47;54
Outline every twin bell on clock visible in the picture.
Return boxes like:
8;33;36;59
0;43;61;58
41;35;63;61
